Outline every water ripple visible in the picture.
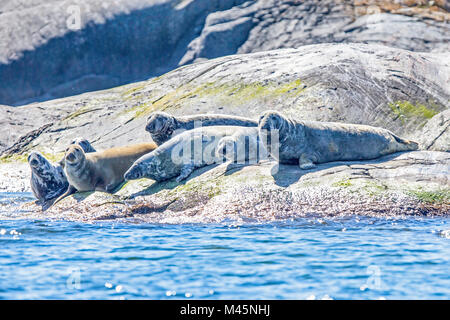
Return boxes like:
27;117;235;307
0;192;449;299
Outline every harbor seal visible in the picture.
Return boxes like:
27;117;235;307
29;138;96;206
258;110;419;169
53;142;157;205
145;111;258;145
125;126;255;183
215;127;269;164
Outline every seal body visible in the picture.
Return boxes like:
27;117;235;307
63;142;157;194
126;126;254;182
28;152;68;204
216;127;269;164
258;110;419;169
29;138;96;205
145;111;258;145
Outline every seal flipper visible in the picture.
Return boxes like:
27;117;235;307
176;163;195;182
58;158;65;169
299;154;316;170
50;185;77;209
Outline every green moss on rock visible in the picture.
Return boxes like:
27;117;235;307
362;181;388;196
0;151;64;164
408;189;450;204
121;79;307;120
192;79;305;105
332;178;352;187
168;178;222;200
389;100;439;123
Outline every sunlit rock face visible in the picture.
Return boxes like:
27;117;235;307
0;0;448;106
0;43;448;156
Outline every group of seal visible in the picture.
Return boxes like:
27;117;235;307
125;110;417;181
28;110;418;207
125;126;267;183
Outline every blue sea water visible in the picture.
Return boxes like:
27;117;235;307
0;192;449;300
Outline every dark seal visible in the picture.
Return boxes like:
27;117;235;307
145;111;258;145
28;152;69;206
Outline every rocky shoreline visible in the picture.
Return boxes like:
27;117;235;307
0;150;446;223
0;43;449;222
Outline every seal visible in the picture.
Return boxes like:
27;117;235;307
70;137;96;153
215;127;269;164
145;111;258;145
29;138;96;206
258;110;419;169
53;142;157;205
125;126;254;183
58;137;96;167
28;152;68;206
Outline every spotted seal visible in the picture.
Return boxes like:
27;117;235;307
125;126;253;182
28;152;69;206
258;110;419;169
145;111;258;145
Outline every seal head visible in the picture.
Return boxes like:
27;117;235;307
145;111;177;145
28;152;53;176
258;110;286;133
64;144;86;168
125;152;169;182
70;137;96;153
258;110;288;157
28;151;68;204
58;137;96;168
216;136;236;162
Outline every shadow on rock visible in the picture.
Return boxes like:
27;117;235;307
127;163;222;199
223;162;251;176
271;152;411;188
72;191;94;202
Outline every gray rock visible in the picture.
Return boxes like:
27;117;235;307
0;0;248;106
14;150;450;222
182;1;450;64
1;0;448;106
0;43;448;220
416;109;450;152
0;43;448;156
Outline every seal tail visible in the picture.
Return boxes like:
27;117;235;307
393;134;419;151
